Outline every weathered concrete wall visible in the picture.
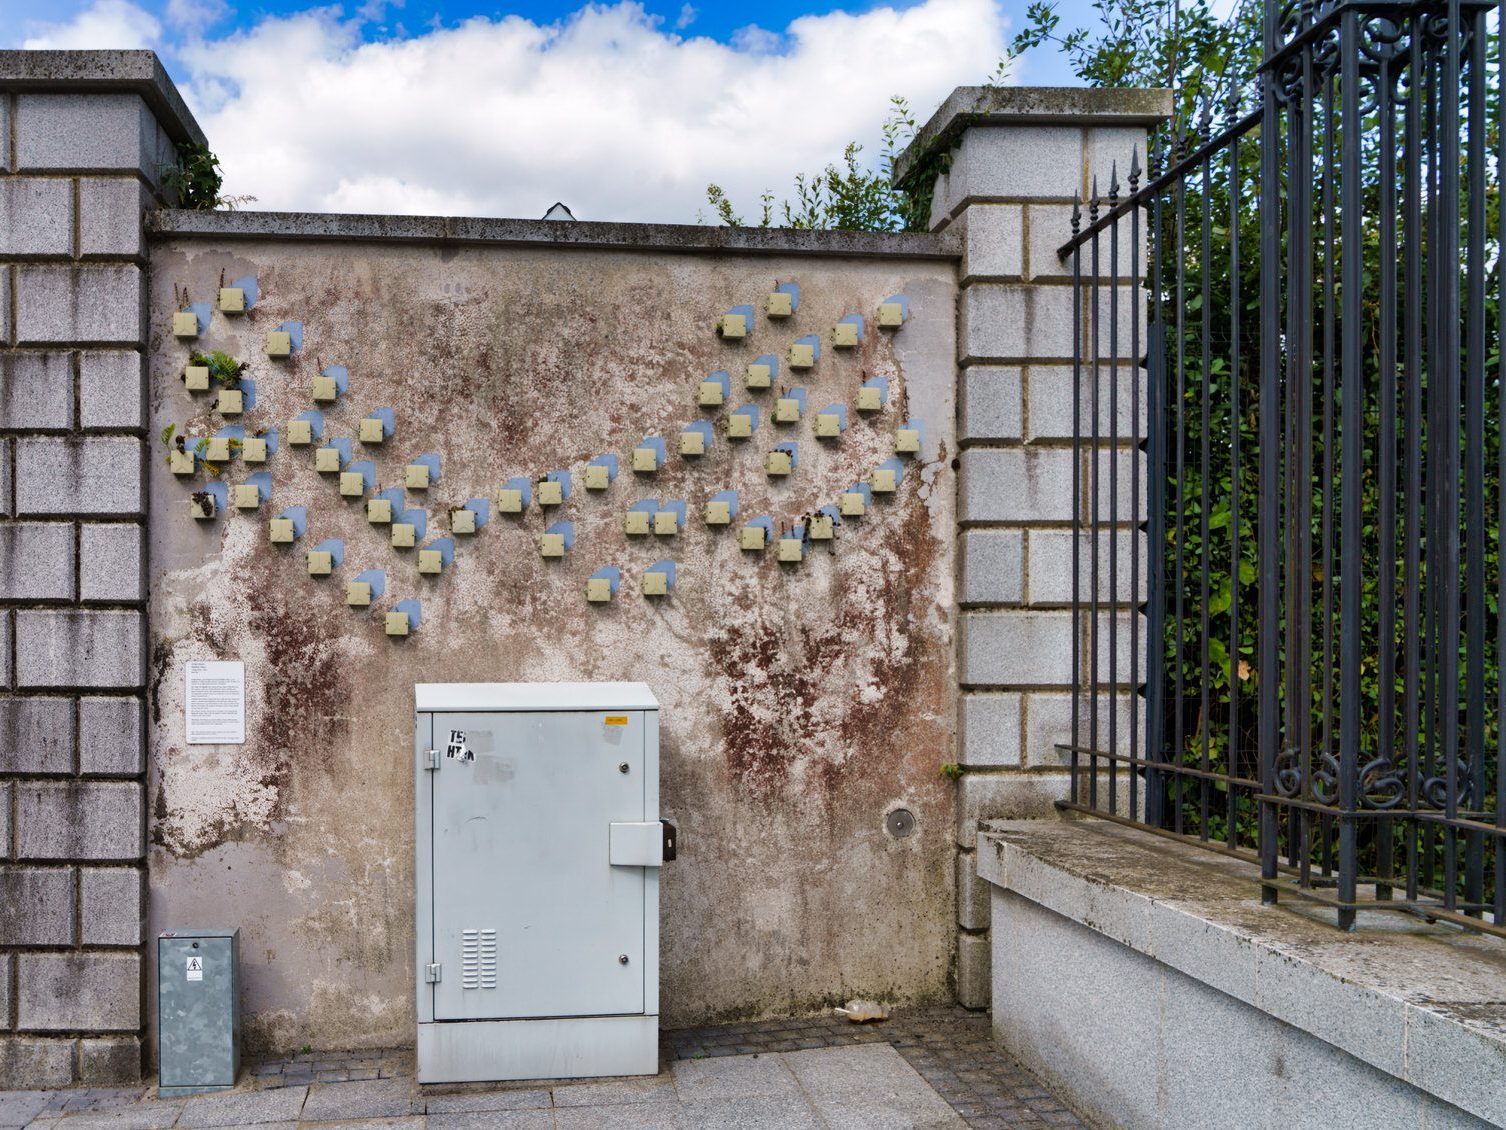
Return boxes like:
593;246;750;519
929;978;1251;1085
143;231;958;1054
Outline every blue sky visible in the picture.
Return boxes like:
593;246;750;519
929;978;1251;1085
8;0;1093;221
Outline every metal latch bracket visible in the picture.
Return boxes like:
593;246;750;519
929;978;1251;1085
424;963;442;983
423;749;440;770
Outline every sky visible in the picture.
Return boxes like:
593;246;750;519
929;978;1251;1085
4;0;1093;223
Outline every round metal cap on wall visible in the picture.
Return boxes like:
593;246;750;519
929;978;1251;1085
885;808;916;838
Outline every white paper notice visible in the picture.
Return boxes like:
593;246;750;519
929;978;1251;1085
185;661;246;745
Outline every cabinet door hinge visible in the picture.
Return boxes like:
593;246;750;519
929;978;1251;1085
424;962;442;983
423;749;440;770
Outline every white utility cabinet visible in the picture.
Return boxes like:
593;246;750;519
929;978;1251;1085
415;682;669;1083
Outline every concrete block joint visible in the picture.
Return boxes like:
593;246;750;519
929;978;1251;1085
0;49;204;1088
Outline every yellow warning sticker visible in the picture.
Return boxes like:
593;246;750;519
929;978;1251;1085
604;715;629;726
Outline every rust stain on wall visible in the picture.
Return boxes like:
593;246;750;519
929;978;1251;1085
145;240;957;1053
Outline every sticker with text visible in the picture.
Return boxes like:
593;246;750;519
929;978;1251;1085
444;729;473;762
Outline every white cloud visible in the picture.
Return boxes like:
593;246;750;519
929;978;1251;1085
168;0;1007;223
674;3;695;31
21;0;161;49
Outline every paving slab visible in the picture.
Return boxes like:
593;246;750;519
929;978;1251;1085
300;1079;416;1123
680;1095;823;1129
668;1055;800;1103
0;1091;55;1128
296;1120;423;1130
425;1113;554;1130
49;1102;182;1129
781;1045;966;1129
551;1105;680;1130
421;1090;551;1114
549;1077;676;1108
178;1085;307;1127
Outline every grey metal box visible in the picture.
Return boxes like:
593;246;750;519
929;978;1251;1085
415;682;663;1083
158;928;241;1097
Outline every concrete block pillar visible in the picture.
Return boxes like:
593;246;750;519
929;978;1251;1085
895;86;1169;1010
0;50;205;1087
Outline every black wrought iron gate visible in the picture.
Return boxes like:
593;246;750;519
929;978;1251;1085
1060;0;1506;936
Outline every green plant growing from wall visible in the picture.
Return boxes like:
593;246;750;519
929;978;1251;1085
189;350;248;385
162;143;258;211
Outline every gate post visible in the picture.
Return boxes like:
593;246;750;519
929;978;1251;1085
0;50;206;1087
894;87;1169;1008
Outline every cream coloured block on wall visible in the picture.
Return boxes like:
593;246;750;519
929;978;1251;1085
404;464;431;490
538;533;565;558
171;311;199;338
698;380;725;407
728;413;753;439
204;438;230;463
392;523;416;548
183;365;209;392
705;500;731;525
385;611;410;636
767;291;792;318
839;492;866;517
739;525;766;551
895;428;921;454
765;451;792;476
217;389;243;415
169;450;195;476
265;331;292;357
679;430;705;457
233;485;260;510
774;398;801;424
623;511;651;536
418;549;443;574
584;465;610;490
857;386;884;412
816;413;842;438
653;511;679;536
632;447;658;473
717;313;747;338
339;472;365;497
746;362;772;389
777;537;804;562
314;447;341;473
831;322;859;348
189;494;215;519
218;287;246;313
286;419;313;445
809;514;835;540
642;570;668;596
537;480;563;506
269;518;295;543
367;499;393;524
789;343;815;369
451;509;476;534
871;468;898;493
312;376;338;402
497;488;524;513
586;577;613;602
877;301;905;327
243;438;268;463
307;550;333;575
359;417;385;443
346;581;371;606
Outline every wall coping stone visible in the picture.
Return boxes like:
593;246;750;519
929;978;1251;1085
146;209;960;259
0;50;205;147
978;818;1506;1127
894;86;1173;186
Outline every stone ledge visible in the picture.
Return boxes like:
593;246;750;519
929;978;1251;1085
977;818;1506;1127
0;50;204;146
147;210;961;260
894;86;1173;186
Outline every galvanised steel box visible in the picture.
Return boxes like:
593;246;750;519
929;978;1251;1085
415;683;666;1083
158;928;240;1097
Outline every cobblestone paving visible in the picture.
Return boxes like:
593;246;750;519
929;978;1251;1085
0;1007;1082;1129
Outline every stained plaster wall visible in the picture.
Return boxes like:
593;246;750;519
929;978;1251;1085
143;231;959;1055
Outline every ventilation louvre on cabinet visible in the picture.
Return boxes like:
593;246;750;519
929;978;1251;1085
461;929;498;990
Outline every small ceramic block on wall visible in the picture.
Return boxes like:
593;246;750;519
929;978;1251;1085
265;331;292;358
679;430;705;456
287;420;313;445
367;499;393;523
452;509;476;534
584;465;610;490
789;343;814;368
632;447;658;473
642;569;668;596
243;437;268;462
728;413;754;439
877;295;909;328
716;309;749;339
392;523;416;548
767;291;792;318
746;360;773;389
314;447;341;473
183;365;209;392
346;581;371;606
765;450;792;476
777;536;804;562
189;493;215;519
418;549;444;574
832;321;860;348
204;438;231;462
218;389;243;415
857;387;883;412
816;411;844;438
232;485;260;510
312;376;338;402
218;288;246;314
705;500;731;524
840;491;866;516
774;398;801;423
385;611;410;636
537;480;563;506
169;450;195;476
698;378;726;406
339;472;364;497
624;511;651;536
896;428;921;453
497;489;524;513
171;312;199;338
405;464;430;490
810;513;836;540
307;550;333;575
538;533;565;558
359;417;385;443
739;525;767;551
269;518;295;542
586;577;613;602
653;511;678;536
871;466;899;493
